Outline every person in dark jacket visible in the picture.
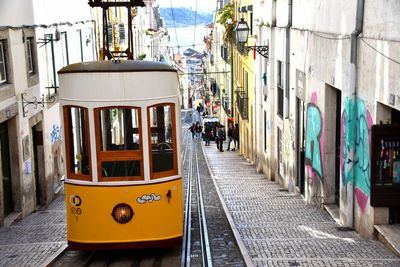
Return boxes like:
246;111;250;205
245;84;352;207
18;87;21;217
216;125;225;152
232;123;239;151
226;124;234;151
204;123;211;146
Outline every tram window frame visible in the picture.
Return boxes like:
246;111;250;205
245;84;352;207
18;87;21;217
63;106;92;181
94;106;144;181
147;103;178;179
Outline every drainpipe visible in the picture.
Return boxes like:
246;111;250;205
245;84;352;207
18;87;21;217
285;0;292;120
347;0;365;228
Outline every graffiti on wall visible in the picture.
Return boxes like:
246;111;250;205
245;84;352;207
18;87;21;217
50;125;61;144
340;97;373;213
305;92;324;183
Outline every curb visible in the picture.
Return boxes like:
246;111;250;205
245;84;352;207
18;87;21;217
201;143;254;267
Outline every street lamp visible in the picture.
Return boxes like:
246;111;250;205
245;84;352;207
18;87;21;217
234;18;250;43
234;18;269;59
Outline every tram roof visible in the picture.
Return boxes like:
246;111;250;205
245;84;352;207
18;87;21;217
58;60;177;74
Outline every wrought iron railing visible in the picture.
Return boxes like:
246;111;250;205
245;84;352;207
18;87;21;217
236;89;248;120
221;94;231;116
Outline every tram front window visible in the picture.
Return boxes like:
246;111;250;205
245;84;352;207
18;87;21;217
95;106;143;181
64;106;91;180
148;103;177;178
98;107;140;151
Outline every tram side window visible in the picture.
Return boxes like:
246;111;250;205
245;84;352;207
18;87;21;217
148;103;177;177
64;106;91;178
95;106;143;181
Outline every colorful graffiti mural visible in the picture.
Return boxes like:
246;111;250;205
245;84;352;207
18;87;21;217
340;97;373;213
305;92;324;182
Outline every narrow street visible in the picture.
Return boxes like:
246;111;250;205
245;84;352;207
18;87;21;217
0;111;398;266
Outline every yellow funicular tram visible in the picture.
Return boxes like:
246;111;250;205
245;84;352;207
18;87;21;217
58;59;183;249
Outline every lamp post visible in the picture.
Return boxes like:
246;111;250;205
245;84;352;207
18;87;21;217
234;18;269;59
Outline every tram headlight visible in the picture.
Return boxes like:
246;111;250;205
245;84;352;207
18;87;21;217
111;203;134;224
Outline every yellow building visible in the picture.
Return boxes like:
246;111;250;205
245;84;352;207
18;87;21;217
232;0;256;161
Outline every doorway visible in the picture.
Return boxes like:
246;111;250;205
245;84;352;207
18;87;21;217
32;123;44;207
389;108;400;224
335;90;342;206
296;97;305;195
0;121;13;216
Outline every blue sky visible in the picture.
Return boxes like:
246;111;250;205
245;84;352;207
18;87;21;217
156;0;216;12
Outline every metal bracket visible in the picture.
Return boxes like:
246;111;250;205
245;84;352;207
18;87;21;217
21;91;56;117
243;45;269;59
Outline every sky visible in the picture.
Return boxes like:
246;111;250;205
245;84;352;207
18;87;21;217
155;0;216;12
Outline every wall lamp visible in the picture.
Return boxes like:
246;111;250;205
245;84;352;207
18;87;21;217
234;18;269;59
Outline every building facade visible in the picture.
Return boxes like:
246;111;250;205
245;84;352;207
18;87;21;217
0;0;96;225
216;0;400;239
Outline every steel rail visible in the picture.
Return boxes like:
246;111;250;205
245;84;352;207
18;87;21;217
181;137;193;267
194;143;213;267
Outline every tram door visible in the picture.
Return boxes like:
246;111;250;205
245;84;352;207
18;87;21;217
0;121;13;216
32;124;44;207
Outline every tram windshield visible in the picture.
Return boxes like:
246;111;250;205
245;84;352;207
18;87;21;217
98;107;140;151
95;106;143;181
148;103;177;178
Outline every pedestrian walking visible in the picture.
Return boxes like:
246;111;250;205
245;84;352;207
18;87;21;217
217;125;225;152
204;122;211;146
189;123;195;139
232;123;239;151
195;121;202;139
226;124;233;151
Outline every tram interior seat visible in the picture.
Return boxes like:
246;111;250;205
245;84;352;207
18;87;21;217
152;143;173;172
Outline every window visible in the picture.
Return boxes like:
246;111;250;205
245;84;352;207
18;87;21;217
64;106;91;180
61;32;69;66
278;128;283;177
26;38;35;74
77;29;83;62
277;60;284;117
0;40;7;84
95;106;143;181
264;110;267;152
148;103;177;178
45;34;57;94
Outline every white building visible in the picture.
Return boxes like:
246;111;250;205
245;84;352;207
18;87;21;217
0;0;95;225
255;0;400;238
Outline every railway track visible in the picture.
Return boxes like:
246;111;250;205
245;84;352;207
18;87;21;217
181;138;212;267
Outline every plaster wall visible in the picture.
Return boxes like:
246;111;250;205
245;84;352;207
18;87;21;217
292;0;356;35
363;0;400;41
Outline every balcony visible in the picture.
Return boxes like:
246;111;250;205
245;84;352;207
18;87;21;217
222;94;231;116
236;89;248;120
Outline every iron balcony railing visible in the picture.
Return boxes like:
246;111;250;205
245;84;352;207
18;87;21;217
236;89;248;120
222;94;231;116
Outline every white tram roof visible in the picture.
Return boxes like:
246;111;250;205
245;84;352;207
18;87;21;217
58;60;177;74
58;60;179;102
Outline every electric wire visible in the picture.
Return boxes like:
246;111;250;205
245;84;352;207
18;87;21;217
360;38;400;65
169;0;180;53
193;0;198;49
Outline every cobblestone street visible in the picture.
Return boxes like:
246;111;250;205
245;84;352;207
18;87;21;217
0;138;399;266
0;196;66;266
203;144;400;267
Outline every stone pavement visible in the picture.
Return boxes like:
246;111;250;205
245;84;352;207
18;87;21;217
0;196;67;267
202;144;400;267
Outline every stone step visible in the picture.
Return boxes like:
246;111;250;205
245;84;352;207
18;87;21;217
375;224;400;257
